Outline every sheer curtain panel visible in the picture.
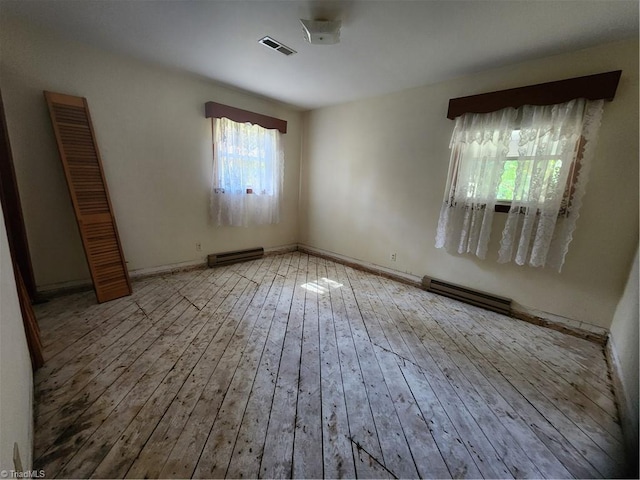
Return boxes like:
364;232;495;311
497;99;604;270
210;118;284;227
435;108;516;258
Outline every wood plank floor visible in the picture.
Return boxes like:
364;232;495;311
32;252;627;478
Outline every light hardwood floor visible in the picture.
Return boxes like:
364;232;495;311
33;252;627;478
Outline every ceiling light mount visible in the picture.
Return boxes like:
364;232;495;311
300;19;341;45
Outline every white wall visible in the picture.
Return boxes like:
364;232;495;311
0;202;34;472
301;39;639;329
610;247;639;462
0;16;302;290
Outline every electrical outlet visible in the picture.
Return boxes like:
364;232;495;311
390;253;397;262
195;242;202;252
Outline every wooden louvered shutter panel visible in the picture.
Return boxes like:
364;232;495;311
44;91;132;303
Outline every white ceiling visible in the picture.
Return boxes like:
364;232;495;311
1;0;638;110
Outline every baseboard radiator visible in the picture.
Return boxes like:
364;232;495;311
422;276;512;316
208;247;264;267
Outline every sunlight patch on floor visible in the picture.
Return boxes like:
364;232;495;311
301;277;343;294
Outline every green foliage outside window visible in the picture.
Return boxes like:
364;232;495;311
497;159;563;203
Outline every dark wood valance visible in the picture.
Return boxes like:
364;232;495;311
205;101;287;133
447;70;622;120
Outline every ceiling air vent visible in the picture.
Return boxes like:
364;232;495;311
258;36;297;56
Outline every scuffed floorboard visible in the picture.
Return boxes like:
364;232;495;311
33;252;626;478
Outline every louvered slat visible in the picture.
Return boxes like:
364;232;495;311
44;91;131;303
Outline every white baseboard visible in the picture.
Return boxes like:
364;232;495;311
36;245;299;298
37;278;93;297
36;260;208;299
511;304;609;345
264;243;298;255
129;258;206;279
298;244;422;286
605;336;639;472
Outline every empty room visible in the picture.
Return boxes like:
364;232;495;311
0;1;638;478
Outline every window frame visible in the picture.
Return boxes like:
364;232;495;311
208;105;287;227
446;125;584;214
493;135;585;214
213;118;280;196
206;101;287;196
446;71;620;214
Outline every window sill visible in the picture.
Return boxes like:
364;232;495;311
494;203;571;216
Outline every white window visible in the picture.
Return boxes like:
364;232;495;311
210;117;283;227
496;129;569;208
436;98;604;271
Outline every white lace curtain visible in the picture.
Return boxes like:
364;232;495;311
210;117;284;227
435;108;516;258
436;98;604;271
